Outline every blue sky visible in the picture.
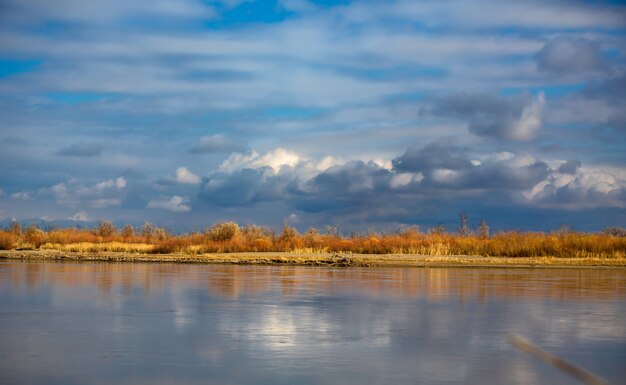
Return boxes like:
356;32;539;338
0;0;625;232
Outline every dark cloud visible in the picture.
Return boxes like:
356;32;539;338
199;168;295;206
393;139;472;173
55;142;103;157
424;92;545;141
558;160;581;175
190;135;249;154
393;141;549;190
535;36;607;74
293;161;394;214
585;75;626;138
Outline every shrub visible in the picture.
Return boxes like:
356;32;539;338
603;227;626;237
121;224;136;240
24;224;46;248
96;221;117;238
0;231;16;250
206;222;240;242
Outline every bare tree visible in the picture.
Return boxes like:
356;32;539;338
121;224;135;240
96;221;116;238
7;221;22;236
478;220;490;239
458;212;469;236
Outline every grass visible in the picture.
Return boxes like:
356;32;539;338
1;223;625;262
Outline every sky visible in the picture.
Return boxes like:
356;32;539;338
0;0;625;232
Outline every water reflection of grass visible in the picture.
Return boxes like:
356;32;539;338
1;260;624;301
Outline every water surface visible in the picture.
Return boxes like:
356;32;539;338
1;260;624;385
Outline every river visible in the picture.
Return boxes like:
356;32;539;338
0;260;624;385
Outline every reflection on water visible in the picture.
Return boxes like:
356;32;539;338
0;260;624;385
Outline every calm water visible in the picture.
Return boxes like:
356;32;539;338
0;261;624;385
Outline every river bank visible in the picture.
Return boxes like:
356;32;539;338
1;249;625;268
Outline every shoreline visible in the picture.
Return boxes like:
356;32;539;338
1;250;625;268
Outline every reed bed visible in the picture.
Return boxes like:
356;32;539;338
1;222;625;259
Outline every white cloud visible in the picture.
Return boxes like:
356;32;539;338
175;167;200;184
390;172;423;188
95;177;126;190
11;191;32;200
523;167;625;209
509;92;545;141
50;177;126;208
147;195;191;212
68;211;89;221
431;169;461;184
219;148;302;173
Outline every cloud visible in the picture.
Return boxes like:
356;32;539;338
558;160;581;175
393;139;472;173
425;92;545;141
11;191;32;200
194;141;624;225
190;135;248;154
174;167;200;184
147;195;191;212
219;148;302;173
2;0;215;25
68;211;89;221
524;168;626;209
393;142;550;191
535;36;607;74
50;177;126;208
293;161;394;214
55;142;103;157
200;167;296;206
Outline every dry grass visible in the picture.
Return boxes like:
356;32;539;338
2;224;625;259
40;242;153;253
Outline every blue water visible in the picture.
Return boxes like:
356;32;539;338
0;261;624;385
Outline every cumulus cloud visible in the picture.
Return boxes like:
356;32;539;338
147;195;191;212
558;160;581;175
524;168;626;209
425;92;545;141
50;177;126;208
200;167;296;206
535;36;607;74
174;167;200;184
190;135;248;154
393;142;550;191
219;148;302;173
196;141;625;224
55;142;103;157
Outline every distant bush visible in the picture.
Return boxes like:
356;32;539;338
0;231;16;250
24;224;46;248
603;227;626;237
206;222;240;242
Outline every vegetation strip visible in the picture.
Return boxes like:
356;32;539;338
1;221;625;267
1;250;625;268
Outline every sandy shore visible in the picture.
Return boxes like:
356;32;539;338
1;249;625;268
